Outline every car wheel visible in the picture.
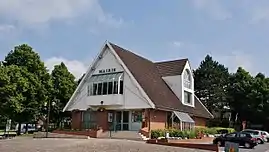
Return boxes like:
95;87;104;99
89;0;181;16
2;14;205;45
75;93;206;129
244;142;251;149
257;139;263;144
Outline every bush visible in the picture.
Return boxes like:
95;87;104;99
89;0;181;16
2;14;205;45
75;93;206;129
194;126;235;135
150;127;235;139
151;129;165;139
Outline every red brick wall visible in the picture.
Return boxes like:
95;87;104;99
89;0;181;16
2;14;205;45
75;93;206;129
192;116;207;127
149;110;167;130
96;110;109;130
71;110;110;131
71;111;82;129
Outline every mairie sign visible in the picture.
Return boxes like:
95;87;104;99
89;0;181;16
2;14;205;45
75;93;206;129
224;142;239;152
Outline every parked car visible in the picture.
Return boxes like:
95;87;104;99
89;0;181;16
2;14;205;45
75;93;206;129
213;132;257;149
15;124;37;134
261;131;269;142
241;129;267;144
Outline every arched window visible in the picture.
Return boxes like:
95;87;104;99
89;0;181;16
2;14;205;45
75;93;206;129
183;69;191;89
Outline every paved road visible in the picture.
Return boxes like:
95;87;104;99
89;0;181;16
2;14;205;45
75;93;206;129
0;137;210;152
219;143;269;152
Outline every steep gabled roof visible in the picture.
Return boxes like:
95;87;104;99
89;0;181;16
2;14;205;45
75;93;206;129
155;59;188;77
109;42;213;119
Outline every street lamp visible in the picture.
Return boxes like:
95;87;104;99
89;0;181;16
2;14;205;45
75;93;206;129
44;101;55;138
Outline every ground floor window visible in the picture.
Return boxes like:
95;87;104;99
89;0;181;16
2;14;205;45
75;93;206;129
82;111;97;129
88;72;124;96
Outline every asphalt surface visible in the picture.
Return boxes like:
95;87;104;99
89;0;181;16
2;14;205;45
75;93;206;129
219;142;269;152
0;137;210;152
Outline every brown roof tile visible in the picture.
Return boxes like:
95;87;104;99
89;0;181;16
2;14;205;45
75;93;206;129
109;42;213;119
155;59;188;77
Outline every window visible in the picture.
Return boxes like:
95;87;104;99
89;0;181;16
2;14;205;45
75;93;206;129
113;81;118;94
93;83;97;95
239;133;246;137
88;72;124;96
119;80;124;94
184;91;192;104
226;133;236;137
108;82;113;94
102;82;108;95
184;69;191;89
97;83;102;95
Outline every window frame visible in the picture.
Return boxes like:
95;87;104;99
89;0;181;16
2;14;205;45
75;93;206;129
88;72;124;96
183;69;192;89
184;91;192;104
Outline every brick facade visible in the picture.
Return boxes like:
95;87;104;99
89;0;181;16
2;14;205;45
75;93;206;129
71;109;207;131
192;116;207;127
71;111;82;129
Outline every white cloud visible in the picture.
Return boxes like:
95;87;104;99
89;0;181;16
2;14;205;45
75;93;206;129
172;41;183;48
191;0;232;20
0;0;123;29
213;51;254;74
45;57;89;79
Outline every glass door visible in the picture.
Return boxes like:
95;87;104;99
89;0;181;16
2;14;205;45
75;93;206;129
115;111;121;131
122;111;129;130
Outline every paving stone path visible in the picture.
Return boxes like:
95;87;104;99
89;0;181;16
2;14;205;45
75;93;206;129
0;137;211;152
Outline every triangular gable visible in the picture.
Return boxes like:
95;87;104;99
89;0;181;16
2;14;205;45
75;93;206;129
63;41;155;111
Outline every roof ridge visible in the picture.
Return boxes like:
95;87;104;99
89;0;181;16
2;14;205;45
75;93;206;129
155;58;188;64
108;42;154;63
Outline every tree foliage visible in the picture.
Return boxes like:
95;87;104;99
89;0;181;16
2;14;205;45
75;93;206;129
193;55;230;112
2;44;51;123
50;62;76;124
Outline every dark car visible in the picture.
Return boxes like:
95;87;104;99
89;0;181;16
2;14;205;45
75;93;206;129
241;129;266;144
213;132;257;149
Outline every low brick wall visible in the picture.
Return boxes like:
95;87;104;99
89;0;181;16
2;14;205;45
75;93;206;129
53;129;103;138
147;139;218;152
169;137;214;143
139;128;149;138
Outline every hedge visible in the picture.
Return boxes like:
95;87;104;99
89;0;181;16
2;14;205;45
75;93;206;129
151;129;197;139
195;126;235;135
150;127;235;139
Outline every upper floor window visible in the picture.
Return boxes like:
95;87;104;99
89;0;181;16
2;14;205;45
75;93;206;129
184;91;192;104
87;72;124;96
183;69;191;89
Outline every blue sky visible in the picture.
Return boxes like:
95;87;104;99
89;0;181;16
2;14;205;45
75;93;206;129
0;0;269;79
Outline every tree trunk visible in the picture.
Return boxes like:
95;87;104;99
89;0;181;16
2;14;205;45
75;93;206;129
17;123;21;135
25;123;28;134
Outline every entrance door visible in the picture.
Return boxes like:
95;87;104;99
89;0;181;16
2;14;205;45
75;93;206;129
114;111;129;131
122;111;129;130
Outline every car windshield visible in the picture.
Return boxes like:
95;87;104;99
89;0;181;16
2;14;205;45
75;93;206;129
243;130;259;135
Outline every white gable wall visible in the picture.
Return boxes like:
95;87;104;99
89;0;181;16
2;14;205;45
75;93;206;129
162;75;183;101
65;46;151;111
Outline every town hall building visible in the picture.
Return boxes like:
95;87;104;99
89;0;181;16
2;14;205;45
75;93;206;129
63;41;213;135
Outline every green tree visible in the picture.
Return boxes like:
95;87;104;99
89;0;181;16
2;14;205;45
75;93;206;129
3;44;52;132
246;73;269;123
227;67;253;124
51;62;76;126
193;55;230;113
0;65;41;133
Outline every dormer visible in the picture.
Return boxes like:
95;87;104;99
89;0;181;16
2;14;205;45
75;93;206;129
155;59;195;107
181;62;194;107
